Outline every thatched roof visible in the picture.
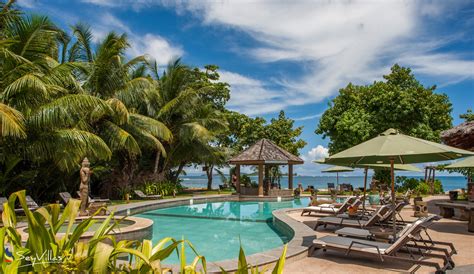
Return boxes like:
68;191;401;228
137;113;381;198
441;121;474;152
228;139;304;165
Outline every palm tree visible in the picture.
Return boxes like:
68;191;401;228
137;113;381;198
151;60;228;183
67;25;172;190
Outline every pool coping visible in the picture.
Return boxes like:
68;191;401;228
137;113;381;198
112;195;316;273
17;215;154;243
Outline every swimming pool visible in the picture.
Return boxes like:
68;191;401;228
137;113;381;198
135;196;343;263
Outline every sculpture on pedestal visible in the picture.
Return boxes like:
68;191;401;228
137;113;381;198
79;157;91;213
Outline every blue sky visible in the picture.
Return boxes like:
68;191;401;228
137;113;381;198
20;0;473;176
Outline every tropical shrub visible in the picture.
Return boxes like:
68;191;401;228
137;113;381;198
1;190;288;273
396;176;444;195
141;180;184;196
1;190;205;273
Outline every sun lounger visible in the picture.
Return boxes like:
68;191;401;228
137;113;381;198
134;190;162;200
59;192;73;205
338;201;407;225
314;204;391;230
335;214;442;242
309;217;456;273
301;196;357;216
76;191;110;204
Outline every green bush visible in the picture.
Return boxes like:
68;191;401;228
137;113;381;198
396;176;420;193
396;176;443;195
1;190;288;273
141;180;183;197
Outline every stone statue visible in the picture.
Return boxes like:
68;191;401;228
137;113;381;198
79;157;92;213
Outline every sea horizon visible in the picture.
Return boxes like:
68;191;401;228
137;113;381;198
180;174;469;192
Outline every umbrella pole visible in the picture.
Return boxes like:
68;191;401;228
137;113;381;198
390;158;397;241
363;167;368;211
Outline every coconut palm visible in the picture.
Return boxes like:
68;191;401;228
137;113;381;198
151;60;228;182
67;25;172;189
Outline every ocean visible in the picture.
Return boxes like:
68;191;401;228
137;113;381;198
180;175;468;192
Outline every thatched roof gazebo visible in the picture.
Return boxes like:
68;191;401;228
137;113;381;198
441;121;474;152
228;139;304;197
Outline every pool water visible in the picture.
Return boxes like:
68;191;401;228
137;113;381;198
136;197;343;263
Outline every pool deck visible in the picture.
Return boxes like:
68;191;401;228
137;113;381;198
284;195;474;273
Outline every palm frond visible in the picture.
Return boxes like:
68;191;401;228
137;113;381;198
69;23;93;62
107;98;129;125
29;94;111;129
129;113;172;142
100;121;141;155
0;103;26;138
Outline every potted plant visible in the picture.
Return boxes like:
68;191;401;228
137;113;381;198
368;190;380;205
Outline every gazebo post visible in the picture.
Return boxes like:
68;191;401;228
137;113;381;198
235;164;241;194
288;164;293;189
258;163;264;197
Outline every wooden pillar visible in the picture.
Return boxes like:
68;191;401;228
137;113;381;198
235;164;241;194
432;168;436;194
288;164;293;189
424;167;428;183
258;163;264;197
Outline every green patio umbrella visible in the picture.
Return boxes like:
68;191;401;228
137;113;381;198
321;166;354;190
446;156;474;183
316;161;420;210
324;128;474;239
446;156;474;169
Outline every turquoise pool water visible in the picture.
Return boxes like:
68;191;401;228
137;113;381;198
136;197;342;263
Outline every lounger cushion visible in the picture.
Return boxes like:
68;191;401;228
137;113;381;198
318;216;366;227
314;236;391;254
335;227;372;238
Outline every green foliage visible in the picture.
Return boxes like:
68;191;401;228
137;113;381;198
317;64;453;146
141;180;183;196
220;242;287;274
460;109;474;122
2;190;288;273
223;110;306;156
316;65;453;179
396;176;443;195
1;190;206;273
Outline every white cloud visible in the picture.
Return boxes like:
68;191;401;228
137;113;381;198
294;113;322;121
293;145;330;176
129;34;184;66
302;145;329;162
73;1;473;116
163;1;473;113
87;12;182;66
218;70;285;115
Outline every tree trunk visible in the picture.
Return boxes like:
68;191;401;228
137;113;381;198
153;151;161;174
173;162;186;183
206;164;214;190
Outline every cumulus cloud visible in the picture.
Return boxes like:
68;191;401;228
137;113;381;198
218;70;285;115
76;1;473;116
164;0;473;114
85;12;182;66
129;34;184;66
301;145;329;162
